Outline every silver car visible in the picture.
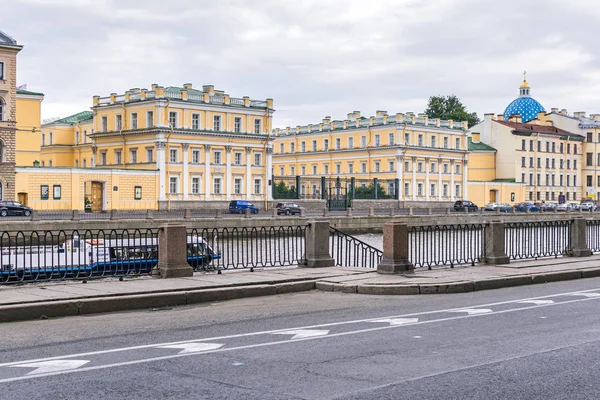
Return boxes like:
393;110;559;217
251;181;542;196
580;202;597;211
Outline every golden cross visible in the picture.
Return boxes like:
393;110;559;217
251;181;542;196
523;70;527;81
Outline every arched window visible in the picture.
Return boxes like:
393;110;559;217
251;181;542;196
0;97;5;121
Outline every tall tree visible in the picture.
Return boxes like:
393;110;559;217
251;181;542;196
424;95;480;127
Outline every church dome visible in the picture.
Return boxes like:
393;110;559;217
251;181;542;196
504;72;545;123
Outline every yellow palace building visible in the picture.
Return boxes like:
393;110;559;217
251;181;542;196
15;84;275;210
272;111;471;204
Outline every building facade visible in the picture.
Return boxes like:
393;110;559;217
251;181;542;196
30;84;275;210
16;88;44;168
0;30;23;200
272;111;470;203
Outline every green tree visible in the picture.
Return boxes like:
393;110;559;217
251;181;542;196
424;95;480;127
273;181;297;199
353;184;386;199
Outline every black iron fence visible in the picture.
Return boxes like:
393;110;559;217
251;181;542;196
188;226;307;271
408;224;485;269
586;220;600;253
329;227;383;268
504;221;572;260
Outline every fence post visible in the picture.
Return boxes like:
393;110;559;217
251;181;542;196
378;221;413;274
346;208;353;217
302;220;335;268
272;207;278;217
184;209;192;219
369;207;375;217
350;177;356;200
31;210;40;221
295;176;301;199
409;207;413;216
110;209;119;220
321;176;326;200
245;208;251;218
154;224;194;278
373;178;379;200
394;178;400;200
571;217;591;257
446;208;451;215
300;208;306;217
146;209;154;220
485;220;510;265
71;210;80;221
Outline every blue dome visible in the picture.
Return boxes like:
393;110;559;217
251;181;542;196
504;97;545;123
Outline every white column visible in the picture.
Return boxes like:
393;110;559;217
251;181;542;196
204;145;211;200
156;141;167;201
396;154;403;200
182;143;189;200
266;145;273;201
450;160;455;200
463;158;469;200
246;147;252;198
425;157;430;201
437;157;442;200
412;158;417;200
225;146;232;200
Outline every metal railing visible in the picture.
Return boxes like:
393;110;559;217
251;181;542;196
586;220;600;253
0;229;160;284
188;225;307;271
329;227;383;268
409;224;485;269
505;221;572;260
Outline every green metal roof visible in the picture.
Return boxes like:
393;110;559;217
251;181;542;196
17;89;44;96
44;111;93;126
468;137;496;152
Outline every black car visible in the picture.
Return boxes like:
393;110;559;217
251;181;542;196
276;202;302;216
453;200;478;212
0;201;32;217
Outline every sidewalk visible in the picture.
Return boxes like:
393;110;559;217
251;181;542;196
2;256;600;323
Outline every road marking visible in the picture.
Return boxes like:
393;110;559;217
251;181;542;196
371;318;419;326
570;292;600;298
2;295;600;384
157;343;224;354
451;308;492;315
11;360;90;375
517;300;555;305
272;329;330;339
3;287;600;371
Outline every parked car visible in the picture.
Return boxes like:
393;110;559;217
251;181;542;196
484;203;499;211
516;203;540;212
454;200;478;212
497;204;514;213
570;203;581;211
276;202;302;216
580;202;597;211
556;203;570;212
541;203;557;212
228;200;259;214
0;201;33;217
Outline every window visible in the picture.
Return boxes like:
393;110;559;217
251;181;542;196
455;184;461;198
312;140;317;152
101;116;108;132
574;145;578;155
130;149;137;163
587;132;593;142
213;178;222;194
430;184;436;197
213;115;221;131
214;151;222;164
191;177;201;194
546;173;550;185
234;117;241;133
521;157;526;167
417;183;423;197
234;152;242;165
335;164;341;174
530;140;534;151
41;133;45;146
405;160;410;172
75;160;79;168
169;177;178;194
529;157;534;168
567;143;571;154
49;160;52;167
456;163;461;174
279;166;284;176
405;183;410;196
100;152;107;165
234;178;242;194
443;184;448;197
574;175;577;187
324;164;329;175
567;175;571;186
75;131;80;144
290;166;295;175
374;161;380;172
361;136;367;147
254;153;261;166
115;150;122;165
146;111;154;128
131;113;138;130
443;163;448;174
552;142;556;153
192;150;200;164
404;133;410;145
546;141;550;152
587;153;593;166
521;140;526;151
537;174;541;186
529;173;533;185
560;175;564;186
455;138;460;149
431;162;436;173
529;192;533;201
348;163;353;173
290;143;295;153
587;175;593;187
552;158;555;169
301;165;306;175
254;119;262;134
521;173;525;183
560;143;564;153
192;114;200;130
389;160;394;171
361;162;367;173
545;158;549;168
168;112;177;128
431;136;436;148
0;62;3;80
254;179;261;194
279;143;284;153
538;141;541;152
598;176;600;187
348;137;354;149
574;160;577;169
388;132;394;145
537;158;541;168
375;134;380;146
324;139;329;150
146;148;153;163
443;137;449;149
83;159;86;168
417;162;423;172
169;149;178;163
335;138;341;150
560;159;564;169
418;134;424;146
301;142;306;152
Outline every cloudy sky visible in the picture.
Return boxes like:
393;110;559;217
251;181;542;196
5;0;600;127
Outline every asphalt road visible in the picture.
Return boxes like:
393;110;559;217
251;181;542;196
3;278;600;399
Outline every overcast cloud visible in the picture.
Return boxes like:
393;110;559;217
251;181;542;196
5;0;600;127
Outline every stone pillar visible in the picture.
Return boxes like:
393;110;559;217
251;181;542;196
184;208;192;219
182;143;190;200
272;207;278;217
245;147;252;198
322;209;329;217
146;209;154;220
369;207;375;217
225;145;232;200
266;146;274;201
154;224;193;278
409;207;413;215
215;209;222;218
156;141;167;201
71;210;80;221
31;210;40;221
571;217;592;257
302;220;335;268
485;220;510;265
377;221;414;274
300;208;306;217
245;208;251;218
110;209;119;220
204;145;211;200
450;160;455;200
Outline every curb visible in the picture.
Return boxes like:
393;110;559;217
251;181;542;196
0;281;317;324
